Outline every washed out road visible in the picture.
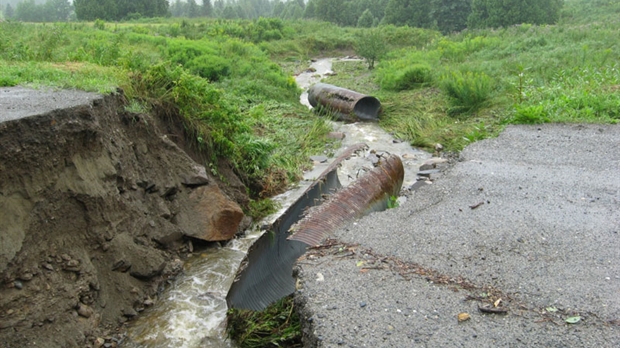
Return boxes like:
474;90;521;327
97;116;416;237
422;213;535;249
295;124;620;347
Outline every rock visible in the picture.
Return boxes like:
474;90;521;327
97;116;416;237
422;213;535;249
77;304;93;318
419;163;435;171
161;186;178;200
145;183;159;194
42;263;54;271
417;169;440;177
181;165;209;187
364;153;379;165
64;259;80;272
94;337;105;348
310;155;328;163
60;254;72;261
122;308;137;318
111;260;131;272
327;132;345;140
19;272;33;281
175;185;244;241
13;281;23;290
420;157;448;171
130;260;166;280
153;230;185;250
409;180;431;192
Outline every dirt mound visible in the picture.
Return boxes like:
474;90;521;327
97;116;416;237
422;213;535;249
0;88;249;347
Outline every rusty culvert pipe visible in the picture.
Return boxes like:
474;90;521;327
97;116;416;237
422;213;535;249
308;83;382;122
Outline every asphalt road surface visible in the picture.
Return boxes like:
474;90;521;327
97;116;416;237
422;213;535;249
0;87;100;123
295;124;620;347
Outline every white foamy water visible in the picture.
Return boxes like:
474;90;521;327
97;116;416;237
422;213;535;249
123;230;262;348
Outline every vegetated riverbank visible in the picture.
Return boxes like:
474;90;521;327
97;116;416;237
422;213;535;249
0;87;258;348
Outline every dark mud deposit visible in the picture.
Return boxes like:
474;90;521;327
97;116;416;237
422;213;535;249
0;87;249;347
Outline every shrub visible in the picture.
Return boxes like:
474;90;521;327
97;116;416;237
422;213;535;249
188;54;231;81
440;70;494;114
94;19;105;30
381;63;432;91
511;104;550;124
355;28;387;69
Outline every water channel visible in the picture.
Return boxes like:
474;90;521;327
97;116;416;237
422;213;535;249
124;58;431;347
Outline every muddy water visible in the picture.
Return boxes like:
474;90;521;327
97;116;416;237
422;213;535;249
124;58;430;347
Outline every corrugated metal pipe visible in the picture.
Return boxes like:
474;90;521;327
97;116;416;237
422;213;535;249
308;83;382;122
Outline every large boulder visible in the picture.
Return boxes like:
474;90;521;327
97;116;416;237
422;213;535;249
175;185;244;241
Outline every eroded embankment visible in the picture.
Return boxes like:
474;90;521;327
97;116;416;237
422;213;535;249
0;87;249;348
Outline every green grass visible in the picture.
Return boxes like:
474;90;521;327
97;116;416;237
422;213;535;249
0;60;128;93
227;295;301;348
322;0;620;151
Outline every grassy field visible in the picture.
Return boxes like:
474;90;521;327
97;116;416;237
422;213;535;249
324;0;620;151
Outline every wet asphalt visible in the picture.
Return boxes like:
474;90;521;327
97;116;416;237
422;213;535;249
0;87;101;123
295;124;620;347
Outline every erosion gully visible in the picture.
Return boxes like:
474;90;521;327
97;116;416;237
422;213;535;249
123;58;431;347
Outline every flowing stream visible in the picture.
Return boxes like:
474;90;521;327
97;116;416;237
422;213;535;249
123;58;430;347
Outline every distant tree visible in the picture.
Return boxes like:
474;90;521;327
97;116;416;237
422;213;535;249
15;0;44;21
278;0;303;20
357;8;374;27
74;0;167;21
236;4;248;18
272;1;285;17
431;0;471;34
304;0;316;18
170;0;183;17
187;0;199;17
355;28;386;69
366;0;390;21
221;5;237;19
315;0;347;25
213;0;225;13
383;0;433;28
74;0;117;20
44;0;72;21
468;0;563;29
202;0;213;17
5;4;15;18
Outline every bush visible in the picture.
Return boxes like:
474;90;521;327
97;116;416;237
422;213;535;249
440;70;494;114
511;104;550;124
355;29;386;69
381;63;432;91
188;54;231;81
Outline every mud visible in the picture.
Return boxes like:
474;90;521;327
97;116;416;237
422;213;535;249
0;87;249;347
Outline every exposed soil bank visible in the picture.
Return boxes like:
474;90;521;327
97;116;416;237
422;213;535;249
0;87;249;347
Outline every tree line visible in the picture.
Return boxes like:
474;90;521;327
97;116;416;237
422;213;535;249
3;0;564;32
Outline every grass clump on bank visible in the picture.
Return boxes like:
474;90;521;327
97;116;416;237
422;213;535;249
227;296;301;348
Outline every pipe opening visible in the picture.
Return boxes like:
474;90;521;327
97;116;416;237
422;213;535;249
354;96;382;121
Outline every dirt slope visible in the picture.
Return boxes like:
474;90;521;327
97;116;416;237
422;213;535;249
0;87;248;347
